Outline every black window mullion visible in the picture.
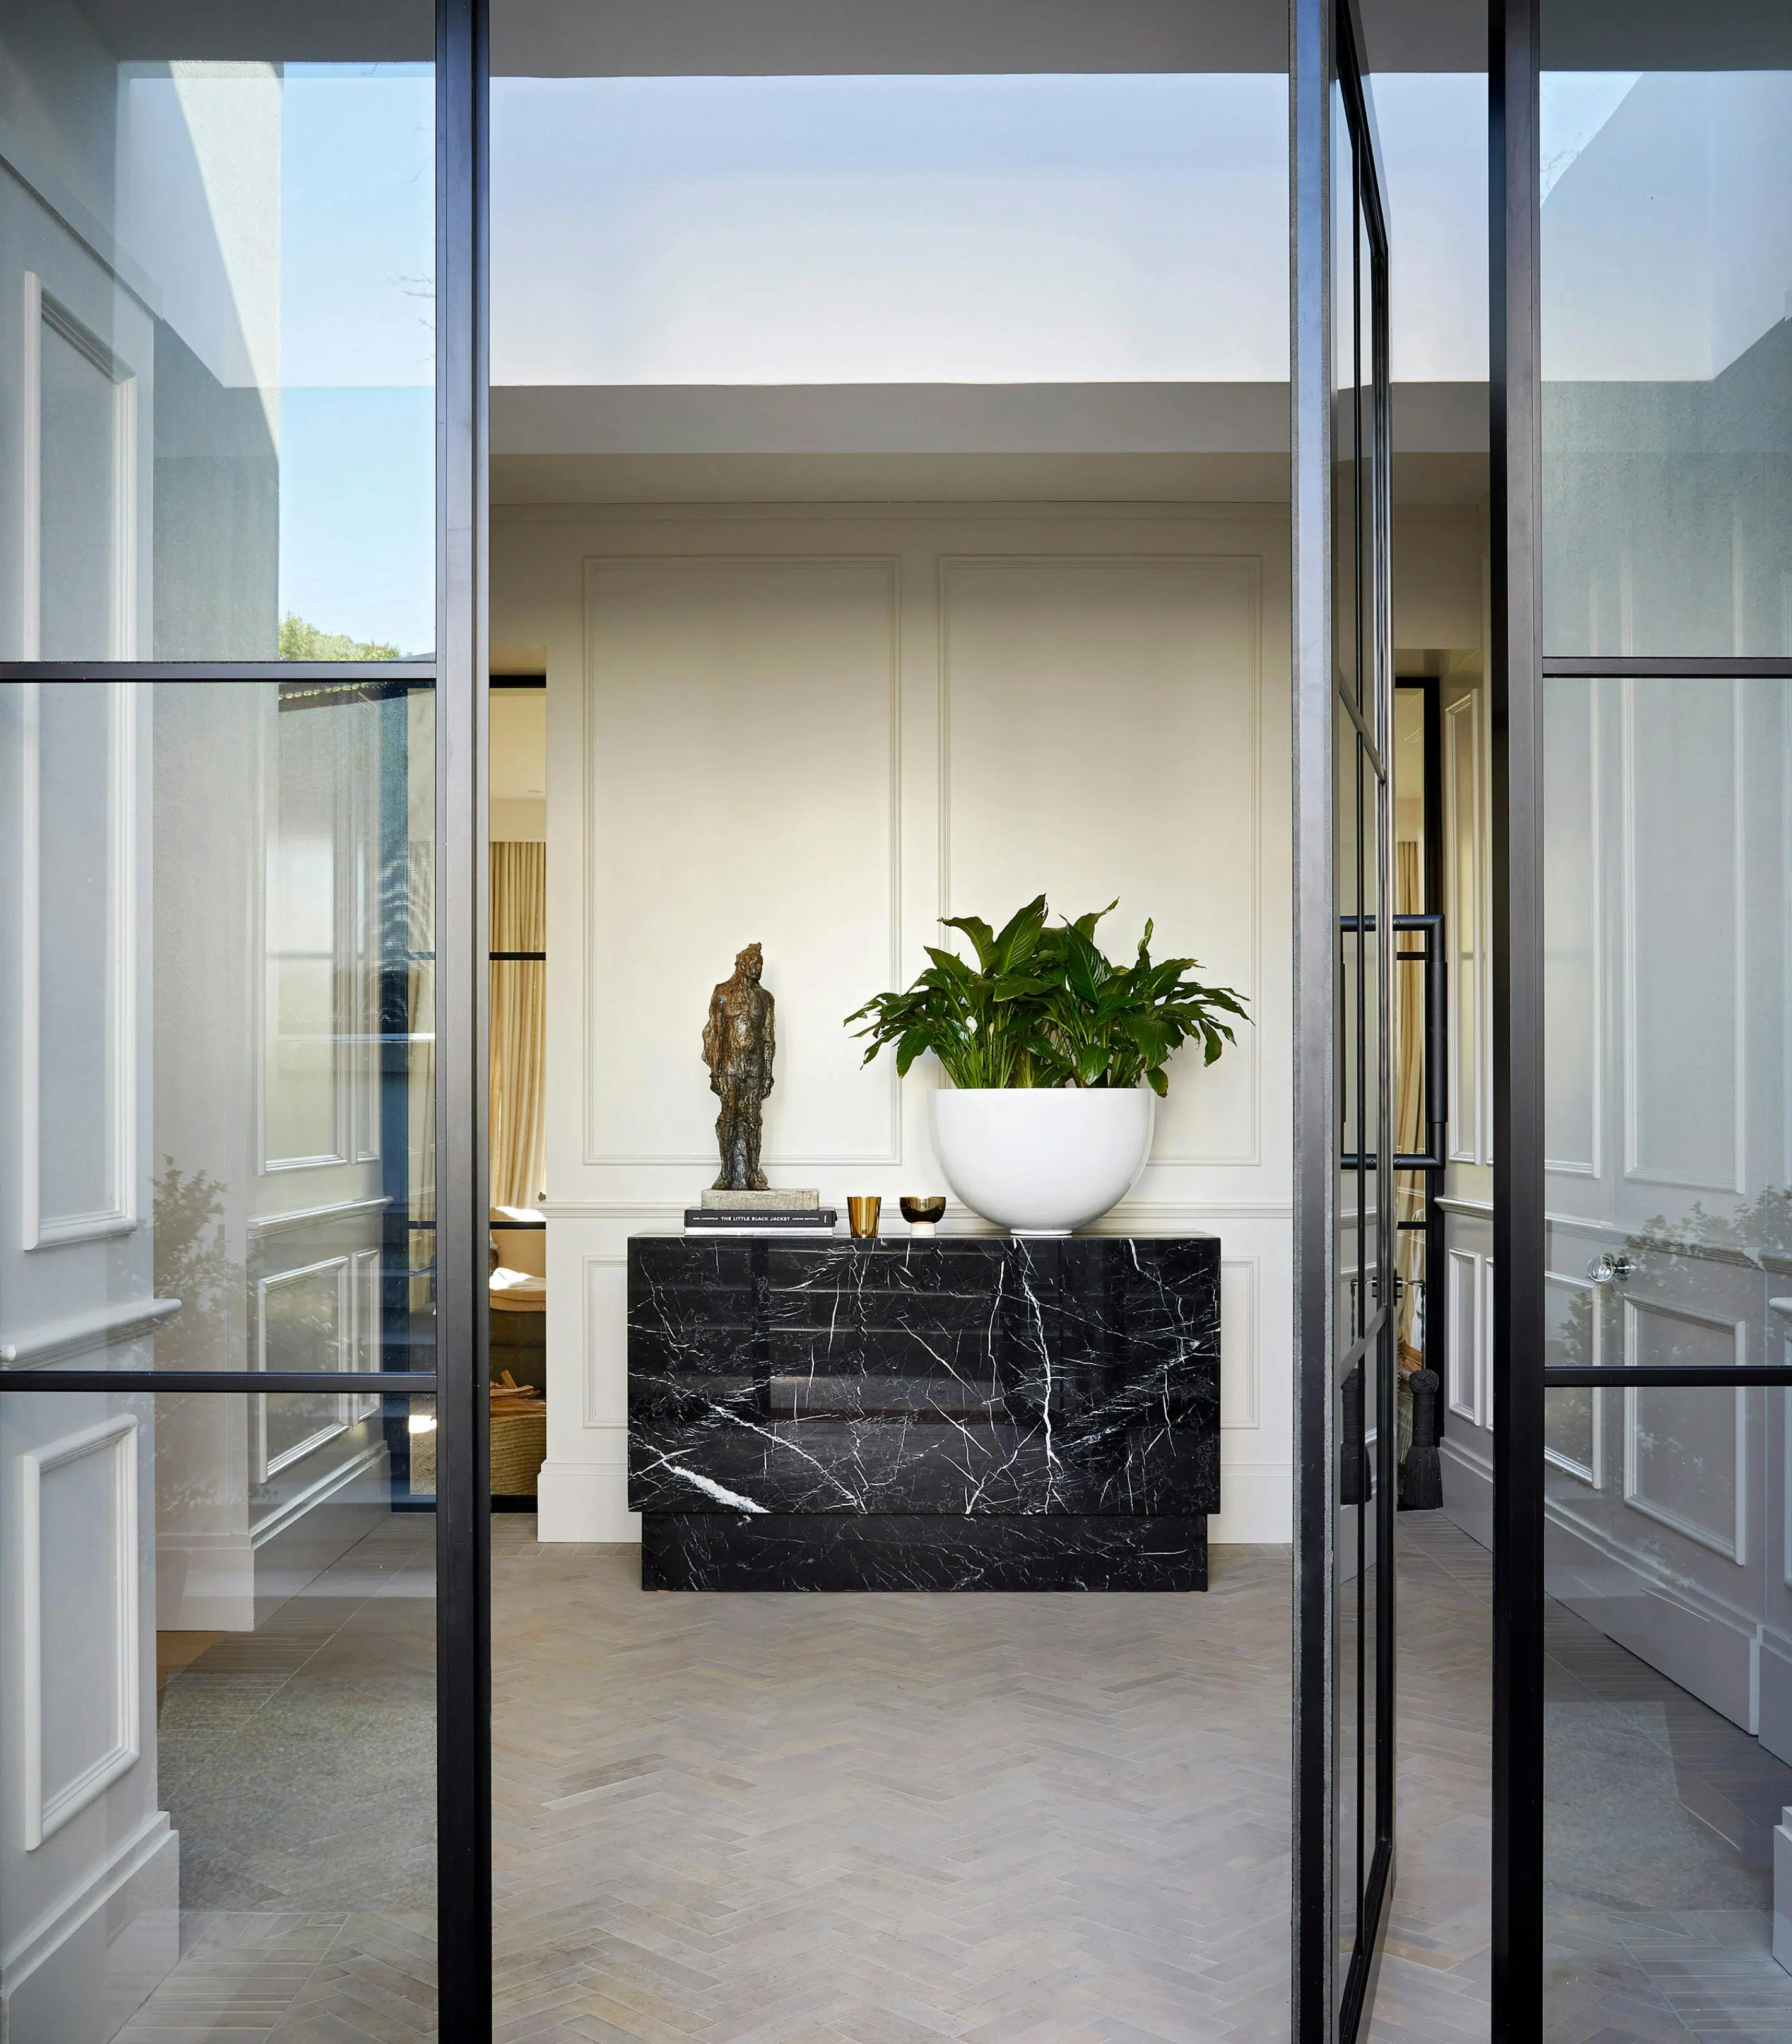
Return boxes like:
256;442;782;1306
435;0;492;2037
1490;0;1548;2029
0;1372;437;1393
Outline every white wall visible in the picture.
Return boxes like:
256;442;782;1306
496;501;1292;1542
500;495;1491;1548
1442;668;1792;1756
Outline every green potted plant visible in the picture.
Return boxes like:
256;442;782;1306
846;898;1248;1234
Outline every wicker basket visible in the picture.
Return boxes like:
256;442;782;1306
404;1410;545;1498
491;1409;548;1497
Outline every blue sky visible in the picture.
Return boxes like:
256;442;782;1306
276;64;435;655
490;72;1492;387
270;64;1501;650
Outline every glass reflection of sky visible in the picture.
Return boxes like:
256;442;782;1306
491;73;1492;389
1541;70;1792;383
278;65;435;654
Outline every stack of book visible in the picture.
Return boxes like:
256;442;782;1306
684;1190;838;1238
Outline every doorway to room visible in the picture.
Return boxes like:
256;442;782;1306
485;2;1307;2028
0;1;1499;2041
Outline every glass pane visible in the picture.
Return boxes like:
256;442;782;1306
492;4;1294;2037
1333;88;1363;711
1337;710;1364;1351
1;2;435;661
0;1387;435;2041
1393;687;1429;1397
1540;4;1792;657
1543;1386;1792;2031
0;680;437;1385
1360;739;1384;1288
492;73;1290;391
1543;656;1792;2029
1445;682;1482;1161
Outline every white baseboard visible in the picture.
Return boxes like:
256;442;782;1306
1441;1438;1493;1551
1210;1461;1291;1544
536;1456;638;1544
0;1811;177;2044
1762;1642;1792;1766
1444;1434;1765;1736
159;1446;392;1629
1549;1511;1759;1732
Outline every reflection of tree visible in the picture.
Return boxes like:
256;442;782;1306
1635;1187;1792;1265
153;1158;242;1372
1600;1187;1792;1339
153;1161;251;1534
1555;1283;1596;1370
278;614;401;662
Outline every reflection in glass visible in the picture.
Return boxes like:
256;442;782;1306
1540;9;1792;655
1543;654;1792;2024
0;1389;436;2040
0;681;437;1385
1444;686;1481;1160
493;73;1291;389
1;3;435;661
1543;1388;1792;2031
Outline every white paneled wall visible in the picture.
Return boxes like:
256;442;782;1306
498;503;1296;1542
1440;673;1792;1753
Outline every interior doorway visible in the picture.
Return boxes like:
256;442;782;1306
487;676;549;1501
485;0;1306;2033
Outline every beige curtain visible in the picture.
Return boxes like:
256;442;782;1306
1394;840;1426;1361
490;842;547;1209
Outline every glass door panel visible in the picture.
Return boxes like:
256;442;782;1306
1540;668;1792;2031
0;1387;437;2042
1526;0;1792;2031
0;680;439;1391
0;681;444;2041
1298;0;1396;2029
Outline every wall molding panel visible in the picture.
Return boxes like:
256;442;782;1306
1543;1269;1602;1489
20;681;138;1250
20;1414;140;1850
1619;675;1747;1195
581;1252;628;1430
520;504;1296;1544
938;552;1264;1167
1219;1254;1261;1430
1620;1295;1749;1563
1446;1247;1483;1428
581;555;904;1170
1543;675;1602;1179
18;273;139;662
252;1255;353;1479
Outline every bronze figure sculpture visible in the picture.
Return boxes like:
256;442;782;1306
702;942;775;1190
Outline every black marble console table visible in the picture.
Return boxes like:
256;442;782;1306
627;1235;1220;1592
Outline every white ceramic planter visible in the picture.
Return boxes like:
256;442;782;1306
929;1086;1156;1236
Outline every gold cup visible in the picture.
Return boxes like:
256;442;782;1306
847;1195;882;1240
899;1196;946;1238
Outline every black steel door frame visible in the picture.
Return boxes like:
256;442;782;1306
0;2;492;2036
1486;0;1792;2032
1393;676;1447;1447
1293;0;1398;2032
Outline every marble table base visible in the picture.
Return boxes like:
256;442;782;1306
641;1512;1208;1592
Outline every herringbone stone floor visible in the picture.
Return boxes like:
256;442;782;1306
110;1510;1530;2043
116;1515;439;2044
490;1522;1297;2044
1362;1513;1493;2043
